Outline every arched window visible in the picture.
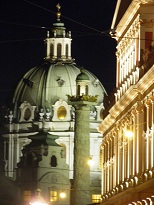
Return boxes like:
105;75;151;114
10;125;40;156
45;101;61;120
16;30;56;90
77;85;80;96
57;43;62;58
85;85;89;95
50;44;54;57
50;155;57;167
66;44;68;58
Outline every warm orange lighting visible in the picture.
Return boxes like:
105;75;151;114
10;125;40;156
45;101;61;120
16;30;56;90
125;130;133;139
88;157;93;165
59;190;66;198
29;189;48;205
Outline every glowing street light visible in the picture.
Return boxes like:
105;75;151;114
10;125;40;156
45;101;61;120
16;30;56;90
29;189;48;205
125;130;133;139
87;156;93;166
59;190;66;198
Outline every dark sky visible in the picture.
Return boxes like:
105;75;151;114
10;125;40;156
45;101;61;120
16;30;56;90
0;0;117;105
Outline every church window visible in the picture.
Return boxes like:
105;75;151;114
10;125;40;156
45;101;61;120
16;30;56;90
57;43;62;58
24;108;31;121
50;155;57;167
57;106;67;120
49;191;58;202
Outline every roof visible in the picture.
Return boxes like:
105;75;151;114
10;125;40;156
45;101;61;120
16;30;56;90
13;62;106;108
111;0;132;30
76;69;90;81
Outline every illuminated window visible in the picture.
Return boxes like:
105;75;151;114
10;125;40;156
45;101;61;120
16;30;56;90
23;190;31;202
92;194;101;204
57;106;67;119
49;191;58;202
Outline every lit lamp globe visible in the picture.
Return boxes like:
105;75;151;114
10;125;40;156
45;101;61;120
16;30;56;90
29;189;48;205
125;130;133;139
87;157;93;166
60;190;66;198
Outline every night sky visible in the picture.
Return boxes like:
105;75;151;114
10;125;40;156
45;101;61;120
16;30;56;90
0;0;117;105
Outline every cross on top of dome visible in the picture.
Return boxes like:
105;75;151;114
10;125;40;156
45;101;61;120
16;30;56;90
56;3;61;21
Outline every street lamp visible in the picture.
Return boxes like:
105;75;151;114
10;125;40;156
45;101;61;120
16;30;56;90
59;190;66;198
29;189;48;205
124;129;133;139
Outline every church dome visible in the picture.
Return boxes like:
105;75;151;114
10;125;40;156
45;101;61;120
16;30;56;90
12;3;106;112
13;61;106;108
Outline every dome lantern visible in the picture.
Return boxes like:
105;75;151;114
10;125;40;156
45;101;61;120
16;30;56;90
76;69;90;96
45;4;73;63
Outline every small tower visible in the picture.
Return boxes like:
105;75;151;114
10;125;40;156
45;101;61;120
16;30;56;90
68;70;98;205
45;3;73;63
76;69;90;96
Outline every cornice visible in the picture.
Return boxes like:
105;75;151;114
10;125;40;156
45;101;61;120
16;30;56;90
116;0;154;38
98;65;154;134
116;1;140;37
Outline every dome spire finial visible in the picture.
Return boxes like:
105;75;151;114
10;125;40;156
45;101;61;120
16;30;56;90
56;3;61;21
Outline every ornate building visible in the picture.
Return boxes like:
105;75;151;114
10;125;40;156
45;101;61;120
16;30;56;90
99;0;154;204
0;4;106;205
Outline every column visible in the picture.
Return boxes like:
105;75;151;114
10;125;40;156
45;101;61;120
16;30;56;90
145;98;151;170
102;144;105;195
150;95;154;168
8;134;14;177
71;103;91;205
132;108;136;176
54;42;57;57
136;99;144;174
14;136;20;167
107;140;110;192
46;37;50;58
117;127;121;185
113;132;117;188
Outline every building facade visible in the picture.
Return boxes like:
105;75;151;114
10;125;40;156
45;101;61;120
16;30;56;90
98;0;154;204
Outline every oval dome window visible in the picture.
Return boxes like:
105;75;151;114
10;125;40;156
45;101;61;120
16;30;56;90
57;106;67;120
24;108;31;121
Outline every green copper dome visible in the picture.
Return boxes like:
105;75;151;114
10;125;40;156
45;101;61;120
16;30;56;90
76;69;90;81
13;61;106;108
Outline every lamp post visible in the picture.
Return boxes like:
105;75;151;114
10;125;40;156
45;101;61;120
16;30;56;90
29;189;48;205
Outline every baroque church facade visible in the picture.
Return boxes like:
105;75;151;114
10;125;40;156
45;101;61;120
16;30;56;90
0;4;106;205
99;0;154;205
